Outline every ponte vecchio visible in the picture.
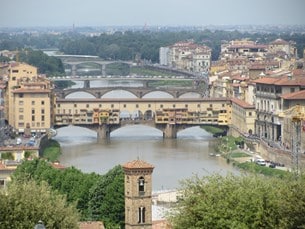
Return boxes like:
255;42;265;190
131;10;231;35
54;97;231;140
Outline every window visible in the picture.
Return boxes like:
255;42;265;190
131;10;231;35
32;109;35;115
19;101;24;106
41;100;45;105
249;112;252;116
19;93;23;98
185;104;188;108
290;88;295;93
160;104;163;108
111;104;114;108
138;207;146;224
57;104;61;108
32;116;35;121
138;177;145;193
74;104;77;108
31;101;35;105
136;104;139;108
123;104;126;108
41;116;45;122
19;115;24;120
197;104;200;108
18;122;24;127
99;104;102;108
173;104;176;108
19;108;24;112
148;104;151;108
12;70;19;73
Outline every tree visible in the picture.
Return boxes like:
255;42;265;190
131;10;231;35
12;159;100;219
88;165;125;228
169;173;305;229
0;180;80;228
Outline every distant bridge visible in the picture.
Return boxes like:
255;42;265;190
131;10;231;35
54;86;206;99
54;97;231;140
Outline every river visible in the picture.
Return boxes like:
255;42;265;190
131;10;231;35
55;80;239;190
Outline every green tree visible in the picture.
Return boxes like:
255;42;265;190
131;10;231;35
88;165;125;228
169;173;305;229
12;159;100;219
18;49;65;76
0;180;80;228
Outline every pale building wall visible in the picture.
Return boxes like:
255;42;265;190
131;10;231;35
6;63;37;125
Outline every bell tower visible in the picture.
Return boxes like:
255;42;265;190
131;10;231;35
123;160;154;229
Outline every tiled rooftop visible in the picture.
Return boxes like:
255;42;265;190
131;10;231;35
123;159;154;169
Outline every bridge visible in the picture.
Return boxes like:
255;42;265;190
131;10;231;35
56;55;202;78
55;54;134;76
54;86;206;99
54;97;231;140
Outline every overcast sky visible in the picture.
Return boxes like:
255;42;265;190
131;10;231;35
1;0;305;27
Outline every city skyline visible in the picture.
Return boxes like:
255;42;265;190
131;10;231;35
1;0;305;28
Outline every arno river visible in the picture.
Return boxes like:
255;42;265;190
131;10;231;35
55;80;239;190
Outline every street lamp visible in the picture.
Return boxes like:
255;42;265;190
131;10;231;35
34;220;45;229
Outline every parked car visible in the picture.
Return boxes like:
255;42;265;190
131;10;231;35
255;158;266;166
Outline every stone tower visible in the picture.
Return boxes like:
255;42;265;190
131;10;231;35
123;160;154;229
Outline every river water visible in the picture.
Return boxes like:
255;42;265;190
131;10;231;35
55;80;239;190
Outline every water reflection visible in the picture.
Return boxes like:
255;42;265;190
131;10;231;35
56;125;238;190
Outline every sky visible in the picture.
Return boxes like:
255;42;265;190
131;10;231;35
1;0;305;27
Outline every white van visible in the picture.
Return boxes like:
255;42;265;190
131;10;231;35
16;138;22;145
255;158;266;166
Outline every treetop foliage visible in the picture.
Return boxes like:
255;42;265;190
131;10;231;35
1;30;305;64
0;179;80;228
18;49;65;76
169;173;305;229
12;159;125;227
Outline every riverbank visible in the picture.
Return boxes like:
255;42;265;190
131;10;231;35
41;139;61;162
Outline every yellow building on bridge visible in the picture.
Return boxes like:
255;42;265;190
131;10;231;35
54;97;232;139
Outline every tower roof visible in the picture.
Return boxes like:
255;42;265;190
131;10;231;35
122;159;154;170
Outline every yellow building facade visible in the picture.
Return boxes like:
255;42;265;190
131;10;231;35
231;98;256;136
5;63;53;134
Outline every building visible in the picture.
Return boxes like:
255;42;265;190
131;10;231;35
231;98;256;136
159;47;170;66
280;91;305;152
162;41;211;73
4;62;53;135
268;39;297;58
254;74;305;142
123;159;154;229
220;39;268;61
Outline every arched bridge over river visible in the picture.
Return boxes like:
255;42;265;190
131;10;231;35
55;86;206;99
54;97;231;140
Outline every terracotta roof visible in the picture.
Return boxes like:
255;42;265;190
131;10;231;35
231;98;255;109
51;162;66;170
123;160;154;169
79;221;105;229
270;39;289;45
281;90;305;100
253;75;305;86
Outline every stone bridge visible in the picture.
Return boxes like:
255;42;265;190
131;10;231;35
54;86;206;99
54;97;231;140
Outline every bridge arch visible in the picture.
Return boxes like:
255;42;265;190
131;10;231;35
101;89;137;98
178;92;202;98
65;91;96;99
142;91;174;98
